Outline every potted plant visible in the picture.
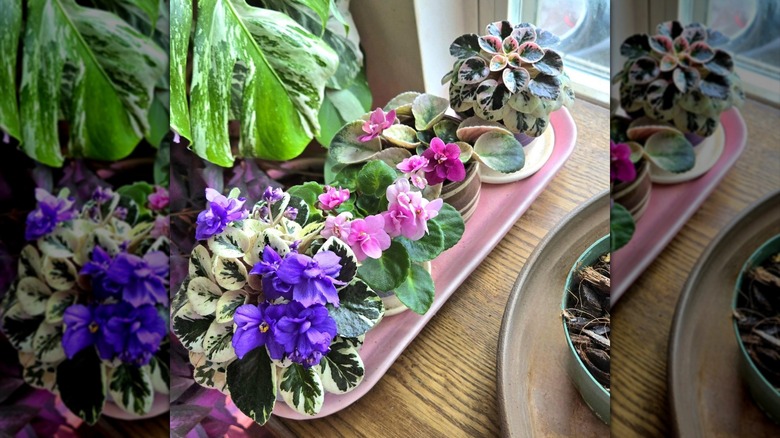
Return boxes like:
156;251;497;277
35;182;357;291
326;92;526;220
562;235;610;424
613;20;744;145
0;184;171;424
732;234;780;422
171;176;464;423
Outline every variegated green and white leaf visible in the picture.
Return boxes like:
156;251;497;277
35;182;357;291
170;0;192;140
33;322;66;363
318;237;357;288
203;321;236;363
226;347;276;423
190;352;231;394
325;280;383;338
211;256;248;290
38;228;76;259
382;124;419;149
172;302;215;353
186;0;338;166
189;244;214;280
148;356;170;395
262;228;292;257
42;257;78;291
108;363;153;416
329;120;381;163
19;0;166;167
208;227;249;259
2;303;43;352
18;245;43;280
0;0;21;140
17;277;52;316
19;352;58;391
384;91;420;116
186;277;223;316
45;289;78;324
318;337;364;394
280;364;324;416
215;289;248;324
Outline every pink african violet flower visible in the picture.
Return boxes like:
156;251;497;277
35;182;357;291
321;212;352;241
610;140;637;183
382;178;443;241
346;215;391;261
150;215;169;239
359;108;396;142
421;137;466;185
397;155;430;189
318;186;350;211
148;186;169;211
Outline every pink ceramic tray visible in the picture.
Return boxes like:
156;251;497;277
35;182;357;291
271;107;578;419
611;108;747;304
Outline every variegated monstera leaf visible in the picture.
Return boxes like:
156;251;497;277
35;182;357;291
443;20;574;136
0;0;167;167
172;192;383;424
0;189;169;423
615;20;744;136
170;0;340;167
327;92;526;176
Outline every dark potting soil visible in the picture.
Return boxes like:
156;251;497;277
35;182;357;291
564;254;611;390
734;252;780;389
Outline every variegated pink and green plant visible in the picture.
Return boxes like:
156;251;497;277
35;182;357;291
614;20;744;137
442;21;575;136
325;91;527;184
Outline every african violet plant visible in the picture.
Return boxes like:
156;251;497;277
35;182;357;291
609;115;696;251
442;20;574;137
0;0;168;167
614;20;744;137
171;0;372;167
326;91;527;184
0;183;170;424
172;175;463;423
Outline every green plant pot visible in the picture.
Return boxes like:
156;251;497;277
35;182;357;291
562;235;610;425
732;234;780;423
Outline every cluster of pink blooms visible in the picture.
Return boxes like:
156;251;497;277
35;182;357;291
318;179;443;262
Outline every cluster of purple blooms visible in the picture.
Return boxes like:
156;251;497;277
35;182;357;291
25;187;169;367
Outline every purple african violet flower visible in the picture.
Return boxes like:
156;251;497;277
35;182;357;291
231;302;286;360
276;251;344;307
25;189;76;241
284;207;298;220
250;246;293;301
611;140;637;183
273;301;337;368
92;187;114;204
81;246;123;300
397;156;430;189
383;178;443;241
195;188;248;240
100;302;166;366
148;186;169;211
62;304;114;360
359;108;396;142
107;251;169;306
150;215;169;239
321;212;352;241
346;215;391;261
263;187;284;204
113;206;128;220
421;137;466;185
318;186;350;211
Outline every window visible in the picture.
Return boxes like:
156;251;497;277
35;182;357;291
679;0;780;105
511;0;611;104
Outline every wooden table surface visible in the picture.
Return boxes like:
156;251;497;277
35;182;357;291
269;100;610;437
611;99;780;437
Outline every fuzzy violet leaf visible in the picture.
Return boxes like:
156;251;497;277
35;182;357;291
280;364;325;416
56;348;107;425
318;337;365;394
472;131;525;173
226;346;277;425
610;203;635;252
393;263;435;315
325;279;383;338
330;121;382;163
643;131;695;173
357;241;411;292
107;363;154;416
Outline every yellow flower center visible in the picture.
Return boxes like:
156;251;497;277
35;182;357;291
259;322;269;333
88;322;99;334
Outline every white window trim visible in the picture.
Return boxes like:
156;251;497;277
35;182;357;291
413;0;610;106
